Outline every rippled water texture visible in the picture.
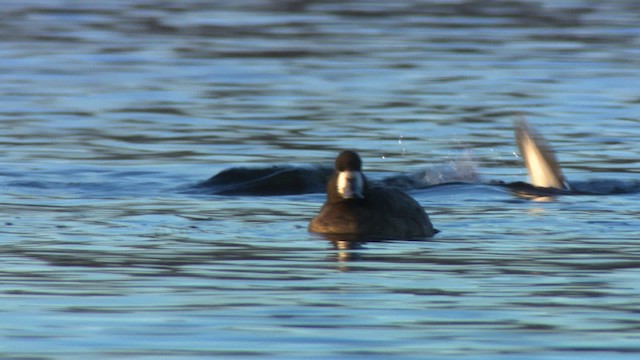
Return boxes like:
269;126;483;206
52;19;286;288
1;1;640;359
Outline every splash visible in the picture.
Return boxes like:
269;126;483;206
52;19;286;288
417;150;481;185
379;150;481;189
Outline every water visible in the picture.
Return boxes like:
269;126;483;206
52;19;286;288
1;1;640;359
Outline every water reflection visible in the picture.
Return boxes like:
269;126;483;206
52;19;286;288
330;239;365;270
318;234;443;272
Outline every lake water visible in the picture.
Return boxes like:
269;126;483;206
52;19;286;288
1;1;640;359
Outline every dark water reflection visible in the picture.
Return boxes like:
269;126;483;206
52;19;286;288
2;0;640;359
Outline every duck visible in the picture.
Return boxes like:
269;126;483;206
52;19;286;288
308;150;438;239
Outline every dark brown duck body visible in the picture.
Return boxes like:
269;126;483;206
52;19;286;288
309;151;437;239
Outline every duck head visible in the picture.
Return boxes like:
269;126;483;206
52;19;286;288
328;150;367;202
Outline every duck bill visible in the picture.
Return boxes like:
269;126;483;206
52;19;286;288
337;171;364;199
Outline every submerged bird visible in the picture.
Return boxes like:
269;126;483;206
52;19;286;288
308;150;437;239
511;118;640;196
194;120;640;199
514;118;569;190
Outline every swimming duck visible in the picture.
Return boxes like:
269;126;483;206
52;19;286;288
308;150;438;239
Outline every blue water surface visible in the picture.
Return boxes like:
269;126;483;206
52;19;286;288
1;1;640;359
